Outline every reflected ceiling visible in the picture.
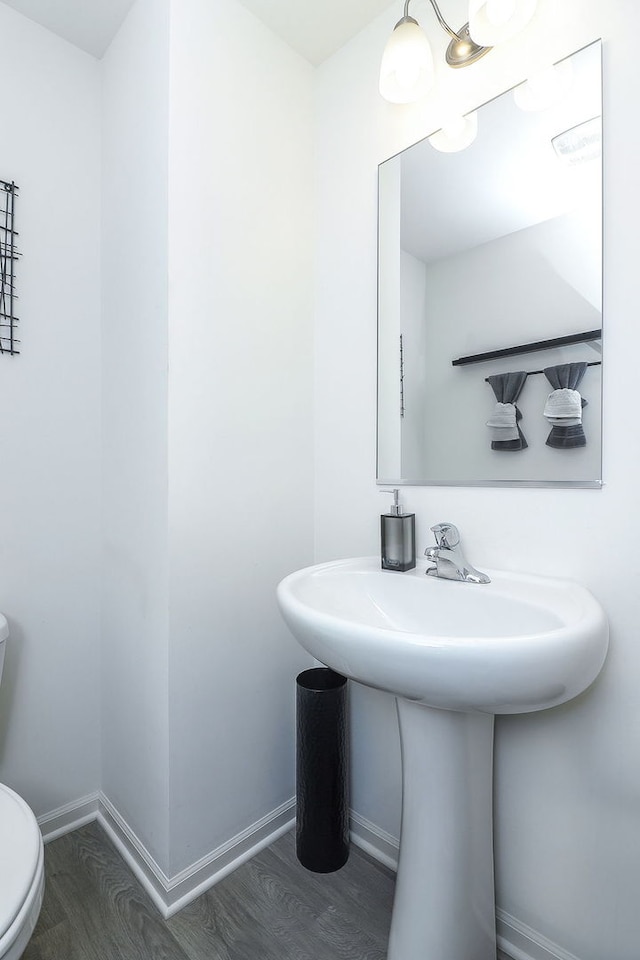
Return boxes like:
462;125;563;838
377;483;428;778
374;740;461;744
400;48;601;263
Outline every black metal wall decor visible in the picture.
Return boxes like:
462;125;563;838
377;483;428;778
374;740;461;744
0;180;20;355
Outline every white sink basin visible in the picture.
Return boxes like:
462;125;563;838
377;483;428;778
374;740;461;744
278;555;608;960
277;556;608;714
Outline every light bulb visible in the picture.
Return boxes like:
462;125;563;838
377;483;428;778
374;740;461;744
468;0;537;46
429;112;478;153
379;18;435;104
485;0;517;27
513;59;573;112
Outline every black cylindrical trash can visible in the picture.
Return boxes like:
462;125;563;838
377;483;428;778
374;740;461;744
296;667;349;873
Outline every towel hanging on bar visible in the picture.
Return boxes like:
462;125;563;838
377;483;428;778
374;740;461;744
543;362;588;448
486;372;528;452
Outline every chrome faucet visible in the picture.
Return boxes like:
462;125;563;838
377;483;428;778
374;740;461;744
424;523;491;584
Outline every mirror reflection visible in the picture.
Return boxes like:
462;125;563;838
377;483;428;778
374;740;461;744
377;41;602;487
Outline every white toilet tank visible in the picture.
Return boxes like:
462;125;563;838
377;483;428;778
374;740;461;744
0;614;8;685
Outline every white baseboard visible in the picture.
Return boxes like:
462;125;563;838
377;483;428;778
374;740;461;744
37;790;295;919
350;810;399;872
36;795;582;960
496;910;583;960
37;792;100;842
98;794;296;918
96;794;175;916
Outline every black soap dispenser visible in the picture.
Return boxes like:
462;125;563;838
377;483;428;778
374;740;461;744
380;489;415;572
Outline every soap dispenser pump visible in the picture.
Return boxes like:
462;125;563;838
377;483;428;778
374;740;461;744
380;489;416;572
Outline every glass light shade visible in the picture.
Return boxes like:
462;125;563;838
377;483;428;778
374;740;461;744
513;59;574;112
429;112;478;153
468;0;537;46
379;19;435;104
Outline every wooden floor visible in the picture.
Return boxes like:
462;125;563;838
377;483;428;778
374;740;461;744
23;821;510;959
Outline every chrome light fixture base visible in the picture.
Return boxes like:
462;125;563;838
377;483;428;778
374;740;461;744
395;13;419;29
446;22;492;67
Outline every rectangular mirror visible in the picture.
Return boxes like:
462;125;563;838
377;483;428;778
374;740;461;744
377;41;602;488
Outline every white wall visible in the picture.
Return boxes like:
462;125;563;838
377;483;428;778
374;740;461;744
0;0;311;889
0;5;101;816
167;0;315;876
316;1;640;957
101;0;171;870
100;0;315;881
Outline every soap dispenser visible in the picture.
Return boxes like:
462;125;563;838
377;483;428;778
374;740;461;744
380;489;415;572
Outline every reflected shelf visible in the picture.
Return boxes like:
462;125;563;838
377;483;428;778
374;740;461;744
452;329;602;367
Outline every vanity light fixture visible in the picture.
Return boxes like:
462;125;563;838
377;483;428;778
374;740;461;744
379;0;538;104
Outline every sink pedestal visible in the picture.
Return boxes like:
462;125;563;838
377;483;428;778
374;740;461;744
389;700;496;960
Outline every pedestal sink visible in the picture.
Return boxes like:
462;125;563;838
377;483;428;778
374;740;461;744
277;557;608;960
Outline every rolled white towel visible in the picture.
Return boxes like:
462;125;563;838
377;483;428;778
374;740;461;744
488;424;520;442
545;416;582;426
543;388;582;422
486;401;517;428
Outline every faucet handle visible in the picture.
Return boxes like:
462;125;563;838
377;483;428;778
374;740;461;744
430;522;460;549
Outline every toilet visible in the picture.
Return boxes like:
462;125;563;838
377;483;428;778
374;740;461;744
0;616;45;960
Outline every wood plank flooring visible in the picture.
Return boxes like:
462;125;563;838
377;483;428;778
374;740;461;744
23;821;510;959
